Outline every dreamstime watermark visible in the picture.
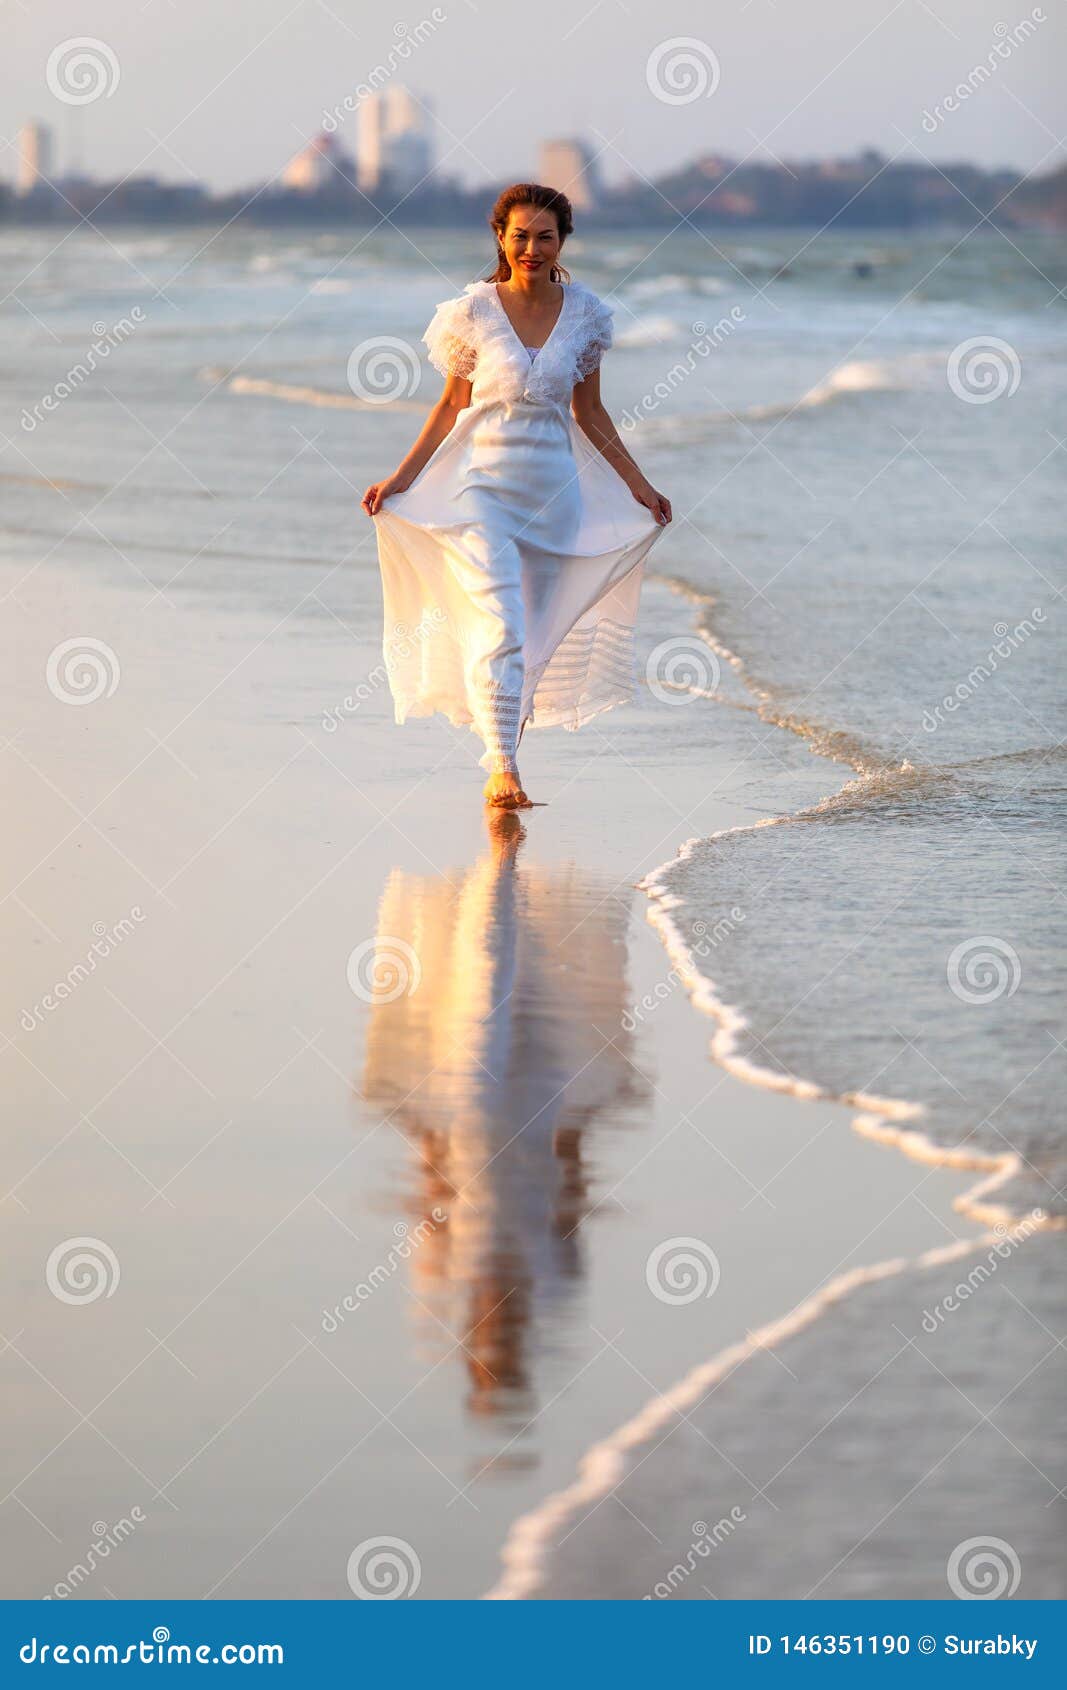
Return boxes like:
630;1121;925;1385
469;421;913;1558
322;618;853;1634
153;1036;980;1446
645;635;721;703
46;1238;120;1305
46;637;120;705
921;12;1046;133
20;908;146;1032
947;1535;1021;1599
43;1510;146;1599
623;910;745;1031
322;610;447;730
346;1536;422;1598
347;336;422;402
21;311;145;430
646;37;721;105
919;1214;1045;1333
321;1211;446;1333
946;936;1021;1004
643;1509;747;1598
619;309;747;432
321;14;447;131
646;1237;721;1304
947;336;1021;403
346;936;421;1003
920;610;1045;733
46;37;120;105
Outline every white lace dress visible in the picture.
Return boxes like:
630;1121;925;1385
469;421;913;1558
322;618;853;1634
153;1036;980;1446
372;277;664;773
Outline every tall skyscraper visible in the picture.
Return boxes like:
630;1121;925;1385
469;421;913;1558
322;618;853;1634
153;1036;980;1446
16;121;56;196
357;87;434;194
538;140;603;211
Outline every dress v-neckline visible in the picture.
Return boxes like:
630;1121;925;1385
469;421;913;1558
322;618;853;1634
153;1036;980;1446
491;280;569;357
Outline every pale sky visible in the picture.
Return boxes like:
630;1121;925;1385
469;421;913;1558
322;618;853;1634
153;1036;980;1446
2;0;1063;195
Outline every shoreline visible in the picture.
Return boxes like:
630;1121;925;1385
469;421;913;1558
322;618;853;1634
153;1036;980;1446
3;541;985;1600
484;575;1058;1600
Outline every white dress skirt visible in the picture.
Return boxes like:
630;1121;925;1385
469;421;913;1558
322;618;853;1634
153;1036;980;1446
371;277;665;774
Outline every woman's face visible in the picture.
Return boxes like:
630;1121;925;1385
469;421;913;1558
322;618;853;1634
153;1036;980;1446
500;205;562;278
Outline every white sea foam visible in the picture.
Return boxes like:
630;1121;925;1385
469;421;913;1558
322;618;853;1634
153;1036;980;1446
483;563;1061;1600
221;374;424;412
485;1229;1030;1600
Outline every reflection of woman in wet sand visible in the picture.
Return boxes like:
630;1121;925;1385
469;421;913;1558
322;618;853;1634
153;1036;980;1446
359;814;649;1432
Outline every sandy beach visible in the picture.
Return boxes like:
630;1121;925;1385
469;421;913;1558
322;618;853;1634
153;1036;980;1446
4;218;1064;1603
6;525;1055;1603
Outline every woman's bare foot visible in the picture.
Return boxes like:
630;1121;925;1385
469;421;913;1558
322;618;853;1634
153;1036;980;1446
483;770;532;809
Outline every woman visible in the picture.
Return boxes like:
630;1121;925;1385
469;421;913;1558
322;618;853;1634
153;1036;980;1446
362;183;672;810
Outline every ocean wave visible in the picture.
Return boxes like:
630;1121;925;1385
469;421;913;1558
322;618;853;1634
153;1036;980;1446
751;357;901;419
649;571;892;774
614;314;688;348
202;371;425;412
623;359;905;447
631;573;1063;1229
624;273;730;299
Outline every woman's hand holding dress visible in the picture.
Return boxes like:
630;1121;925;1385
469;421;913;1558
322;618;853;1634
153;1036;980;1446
623;475;672;526
362;472;413;516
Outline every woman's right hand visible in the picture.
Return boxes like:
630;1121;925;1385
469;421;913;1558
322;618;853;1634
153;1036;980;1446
361;472;411;516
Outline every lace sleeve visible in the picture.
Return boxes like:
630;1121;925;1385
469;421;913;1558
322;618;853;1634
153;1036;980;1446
422;294;477;381
575;293;614;382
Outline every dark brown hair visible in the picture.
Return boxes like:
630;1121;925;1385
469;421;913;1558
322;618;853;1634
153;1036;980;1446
485;183;574;283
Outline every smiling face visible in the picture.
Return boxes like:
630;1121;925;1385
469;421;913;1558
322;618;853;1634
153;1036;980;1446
499;204;563;279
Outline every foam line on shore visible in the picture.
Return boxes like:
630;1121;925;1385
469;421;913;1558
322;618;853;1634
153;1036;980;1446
484;1228;1031;1600
485;570;1059;1601
636;839;1059;1233
214;372;425;412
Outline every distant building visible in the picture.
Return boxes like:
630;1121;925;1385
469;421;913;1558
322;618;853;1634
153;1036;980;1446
16;121;56;196
281;131;356;193
357;86;434;194
538;140;603;210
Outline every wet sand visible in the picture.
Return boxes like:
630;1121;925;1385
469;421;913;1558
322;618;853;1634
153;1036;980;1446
2;539;1025;1602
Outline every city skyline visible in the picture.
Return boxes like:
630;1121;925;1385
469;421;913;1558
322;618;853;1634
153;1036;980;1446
1;0;1063;200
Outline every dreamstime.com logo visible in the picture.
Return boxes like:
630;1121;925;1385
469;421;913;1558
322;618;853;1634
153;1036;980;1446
646;37;721;105
347;337;422;402
20;908;146;1032
947;336;1020;403
947;1536;1021;1599
920;12;1046;133
946;936;1021;1004
46;37;120;105
21;310;146;430
43;1511;146;1599
920;610;1045;734
619;310;747;432
321;13;447;130
346;1536;422;1598
645;635;721;704
19;1628;283;1666
322;611;447;730
46;637;120;705
646;1237;721;1304
46;1238;120;1305
644;1509;747;1598
346;935;421;1003
321;1211;446;1332
623;910;745;1031
919;1215;1045;1334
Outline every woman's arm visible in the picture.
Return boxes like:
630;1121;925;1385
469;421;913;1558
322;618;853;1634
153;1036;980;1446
571;369;672;525
362;372;473;515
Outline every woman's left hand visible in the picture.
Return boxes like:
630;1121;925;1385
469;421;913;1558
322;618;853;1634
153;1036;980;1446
628;477;672;526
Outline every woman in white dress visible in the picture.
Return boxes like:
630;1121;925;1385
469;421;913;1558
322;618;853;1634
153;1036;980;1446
361;183;672;810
